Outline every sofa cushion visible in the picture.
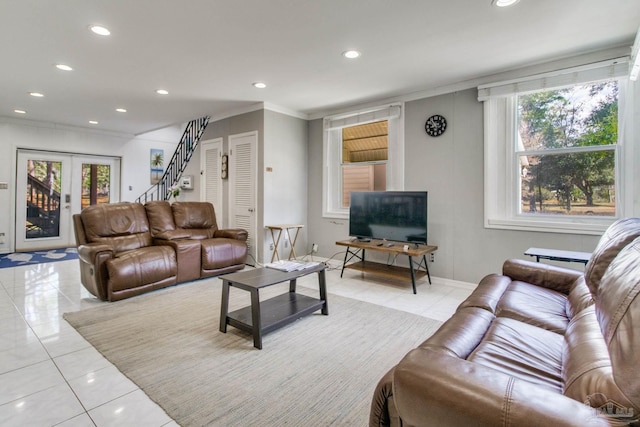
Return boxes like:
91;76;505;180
172;202;218;231
561;305;635;411
467;317;564;392
584;217;640;296
495;281;569;334
80;202;152;252
201;238;247;270
594;237;640;413
106;246;177;292
144;201;176;235
565;277;594;319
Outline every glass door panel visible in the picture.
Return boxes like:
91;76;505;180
81;163;111;209
25;159;63;239
16;151;72;251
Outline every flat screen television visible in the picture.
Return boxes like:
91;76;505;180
349;191;428;244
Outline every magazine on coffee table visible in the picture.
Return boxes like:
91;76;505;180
264;260;320;272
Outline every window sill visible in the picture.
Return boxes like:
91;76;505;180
485;217;614;235
322;210;349;220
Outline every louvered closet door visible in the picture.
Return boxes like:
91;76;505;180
229;131;258;264
200;139;223;221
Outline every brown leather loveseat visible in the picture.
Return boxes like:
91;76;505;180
370;218;640;427
74;201;247;302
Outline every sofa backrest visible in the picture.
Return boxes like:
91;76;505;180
171;202;219;239
144;201;176;235
584;218;640;297
79;202;152;252
594;237;640;413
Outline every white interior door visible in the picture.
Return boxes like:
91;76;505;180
229;131;257;264
15;150;120;251
200;138;224;224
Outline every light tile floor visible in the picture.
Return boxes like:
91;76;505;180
0;259;474;426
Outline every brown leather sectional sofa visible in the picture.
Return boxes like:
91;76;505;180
371;218;640;427
74;201;248;301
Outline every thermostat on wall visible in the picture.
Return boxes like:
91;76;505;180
180;175;193;190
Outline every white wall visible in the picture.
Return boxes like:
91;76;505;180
263;110;308;263
0;118;179;253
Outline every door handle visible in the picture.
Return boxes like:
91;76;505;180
248;208;254;212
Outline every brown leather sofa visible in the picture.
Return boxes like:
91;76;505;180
145;201;248;279
74;201;248;302
370;218;640;427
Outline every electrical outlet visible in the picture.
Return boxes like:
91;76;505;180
284;240;288;248
0;232;4;244
312;243;318;253
429;253;435;262
269;243;274;251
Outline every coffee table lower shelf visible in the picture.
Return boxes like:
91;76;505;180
226;293;326;336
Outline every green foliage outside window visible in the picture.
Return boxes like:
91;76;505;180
517;81;617;216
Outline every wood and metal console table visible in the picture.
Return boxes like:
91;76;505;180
266;224;304;262
336;239;438;294
524;247;591;265
219;263;327;349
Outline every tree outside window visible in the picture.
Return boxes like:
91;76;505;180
517;81;618;217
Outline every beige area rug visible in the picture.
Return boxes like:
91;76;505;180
64;278;442;427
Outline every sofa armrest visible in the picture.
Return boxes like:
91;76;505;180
77;243;115;301
502;258;582;295
393;347;608;427
214;228;248;242
78;243;114;264
153;238;201;283
152;230;191;240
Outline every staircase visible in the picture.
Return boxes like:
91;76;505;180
136;116;210;203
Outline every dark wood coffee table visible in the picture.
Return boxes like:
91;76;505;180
219;264;328;349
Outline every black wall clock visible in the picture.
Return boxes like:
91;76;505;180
425;114;447;137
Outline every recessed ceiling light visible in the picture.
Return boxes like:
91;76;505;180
89;25;111;36
156;89;169;95
29;92;44;97
115;108;127;113
342;50;361;59
492;0;520;7
55;64;73;71
252;82;267;89
89;120;99;125
14;109;26;114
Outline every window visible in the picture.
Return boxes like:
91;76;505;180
341;121;388;207
518;82;617;217
480;59;633;234
323;104;404;218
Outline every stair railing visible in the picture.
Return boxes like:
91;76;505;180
136;116;210;203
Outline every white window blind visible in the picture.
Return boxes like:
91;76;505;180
477;58;629;101
324;105;401;130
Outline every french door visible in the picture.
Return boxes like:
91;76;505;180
15;150;120;251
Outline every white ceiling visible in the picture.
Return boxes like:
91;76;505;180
1;0;639;136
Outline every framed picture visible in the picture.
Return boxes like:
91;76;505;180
150;149;164;184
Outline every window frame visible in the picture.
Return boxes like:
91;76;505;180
481;60;633;235
322;104;404;219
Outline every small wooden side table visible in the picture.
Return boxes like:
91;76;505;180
266;224;304;262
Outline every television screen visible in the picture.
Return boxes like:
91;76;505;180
349;191;428;243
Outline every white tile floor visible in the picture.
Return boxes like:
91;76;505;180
0;259;474;426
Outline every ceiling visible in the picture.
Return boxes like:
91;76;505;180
1;0;639;136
